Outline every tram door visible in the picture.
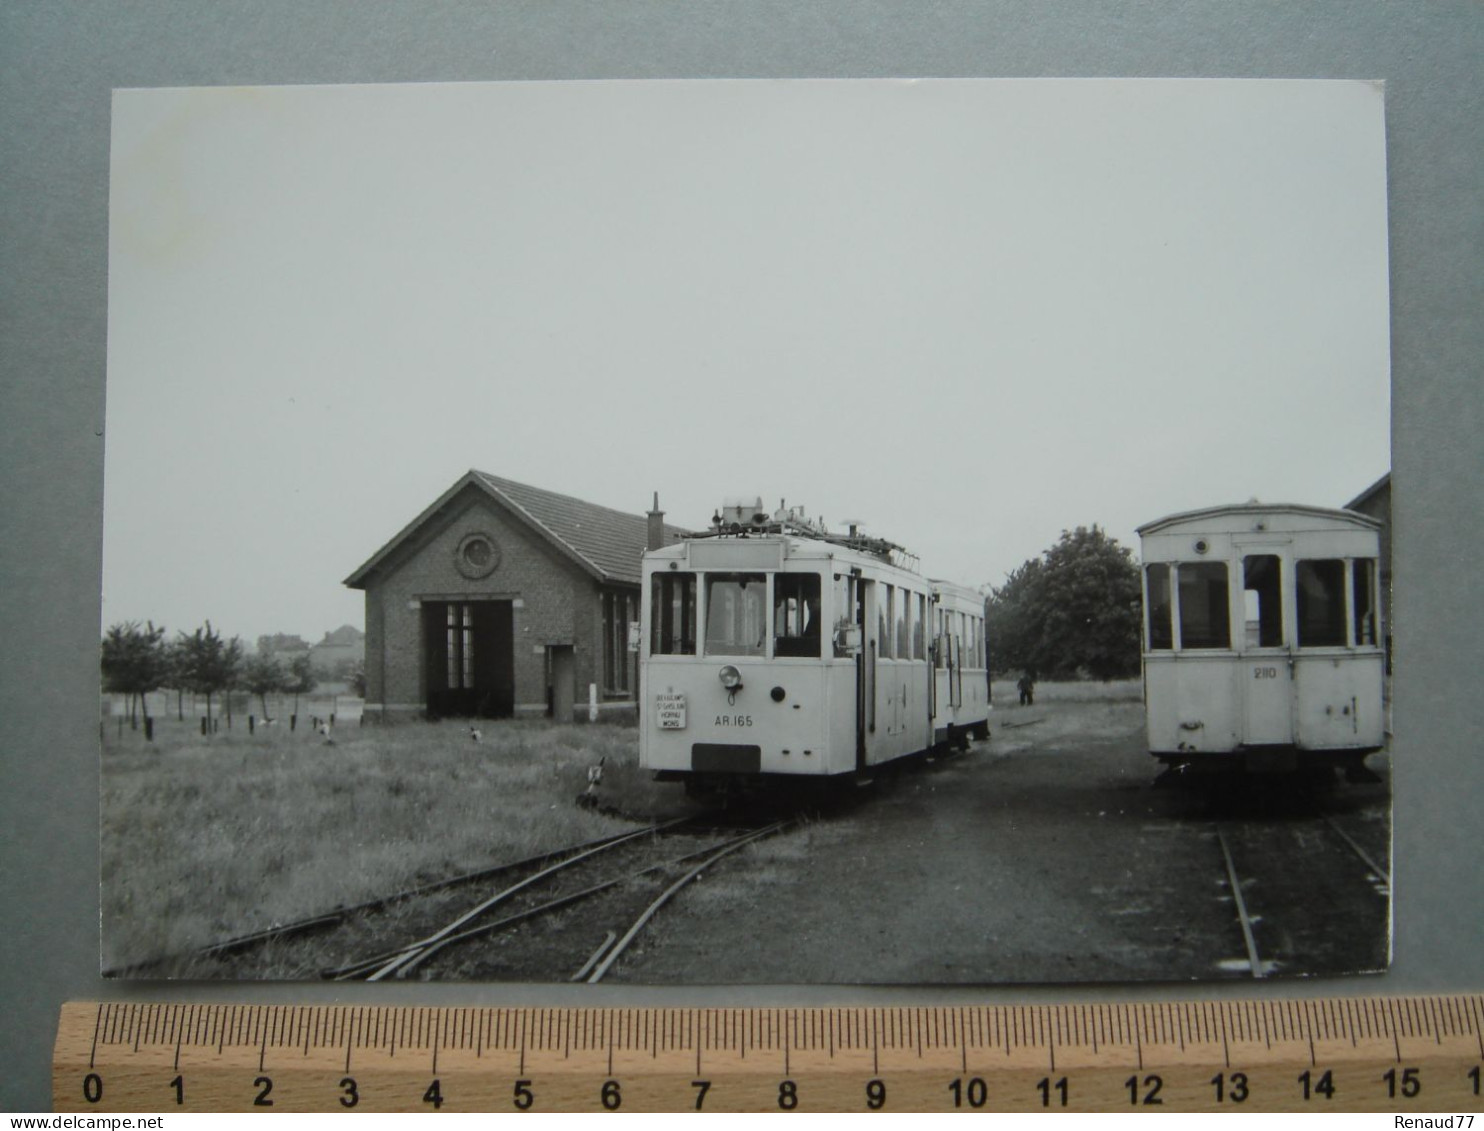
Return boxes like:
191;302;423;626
855;578;876;771
1238;550;1293;745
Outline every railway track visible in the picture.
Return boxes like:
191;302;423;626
324;816;796;982
1213;801;1390;980
111;816;709;980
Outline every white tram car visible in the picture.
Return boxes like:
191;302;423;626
640;498;990;794
1137;503;1386;779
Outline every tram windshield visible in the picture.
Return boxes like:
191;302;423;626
1177;562;1230;649
1297;560;1347;647
650;571;696;655
704;573;767;656
773;573;822;658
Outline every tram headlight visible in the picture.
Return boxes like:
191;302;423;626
718;665;744;691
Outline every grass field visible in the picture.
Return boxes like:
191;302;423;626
99;680;1143;975
99;716;687;972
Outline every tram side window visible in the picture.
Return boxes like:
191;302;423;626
880;585;893;659
908;590;920;661
1243;555;1284;648
650;572;696;655
897;591;912;659
1297;559;1347;647
1146;564;1173;650
1353;558;1378;646
774;573;822;658
704;573;767;656
832;573;853;658
1178;562;1230;649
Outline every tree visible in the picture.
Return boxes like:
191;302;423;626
242;653;285;720
162;637;189;720
284;652;317;715
984;525;1142;681
348;660;367;700
100;621;168;727
175;621;242;730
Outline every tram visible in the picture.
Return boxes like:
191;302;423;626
640;498;989;795
1137;503;1386;779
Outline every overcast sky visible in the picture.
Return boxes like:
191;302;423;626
104;79;1390;645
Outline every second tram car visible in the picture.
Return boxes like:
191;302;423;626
640;498;989;794
1137;503;1386;779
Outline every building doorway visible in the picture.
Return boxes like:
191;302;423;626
422;600;514;718
548;645;575;721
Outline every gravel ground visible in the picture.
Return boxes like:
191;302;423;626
615;698;1392;986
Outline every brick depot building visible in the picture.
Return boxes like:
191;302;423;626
345;471;683;722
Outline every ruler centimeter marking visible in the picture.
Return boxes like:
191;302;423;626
54;997;1484;1113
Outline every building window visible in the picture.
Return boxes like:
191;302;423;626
651;571;696;655
1297;559;1347;647
454;531;501;579
1146;564;1173;650
446;603;474;688
602;590;635;693
704;573;767;656
1243;554;1284;648
1178;562;1230;649
774;572;822;658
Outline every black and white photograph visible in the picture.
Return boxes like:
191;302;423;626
100;77;1392;985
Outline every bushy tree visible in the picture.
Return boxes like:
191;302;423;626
175;621;242;730
347;660;367;699
985;525;1142;680
284;652;317;714
242;653;285;720
100;621;168;726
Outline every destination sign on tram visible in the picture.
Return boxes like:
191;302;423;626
655;691;686;729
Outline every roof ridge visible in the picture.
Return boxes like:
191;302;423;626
473;470;663;525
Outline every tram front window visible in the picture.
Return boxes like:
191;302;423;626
1146;564;1173;650
1243;554;1283;648
774;573;822;658
1297;559;1347;647
651;571;696;655
704;573;767;656
1177;562;1230;649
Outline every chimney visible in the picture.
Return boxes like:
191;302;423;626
647;491;665;551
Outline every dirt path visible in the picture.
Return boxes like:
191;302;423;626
613;699;1391;985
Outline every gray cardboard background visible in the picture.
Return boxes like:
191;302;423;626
2;1;1480;1112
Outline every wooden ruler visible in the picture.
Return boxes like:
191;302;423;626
55;997;1484;1113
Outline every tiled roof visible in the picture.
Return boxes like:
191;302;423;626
474;471;686;585
344;470;688;589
